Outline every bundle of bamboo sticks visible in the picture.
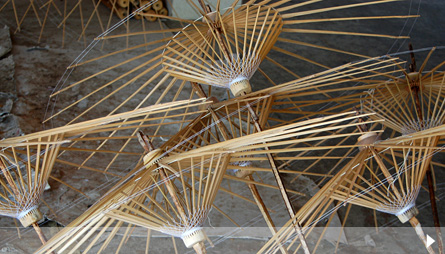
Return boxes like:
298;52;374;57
100;0;168;21
136;0;168;21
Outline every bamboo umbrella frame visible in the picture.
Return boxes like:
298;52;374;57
0;99;207;245
34;102;259;253
260;51;444;251
34;150;231;254
262;50;445;253
35;111;381;253
362;48;445;136
358;48;445;254
260;123;445;254
329;132;443;253
254;49;444;251
162;3;284;97
0;135;64;245
44;0;414;126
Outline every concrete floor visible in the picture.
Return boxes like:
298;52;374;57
0;0;444;253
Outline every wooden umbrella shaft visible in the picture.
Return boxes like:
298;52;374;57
426;168;444;254
32;223;57;254
246;175;289;254
158;167;207;254
32;222;47;244
409;216;436;254
192;241;207;254
158;168;188;223
137;133;187;228
138;132;206;254
244;100;311;254
245;101;294;215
